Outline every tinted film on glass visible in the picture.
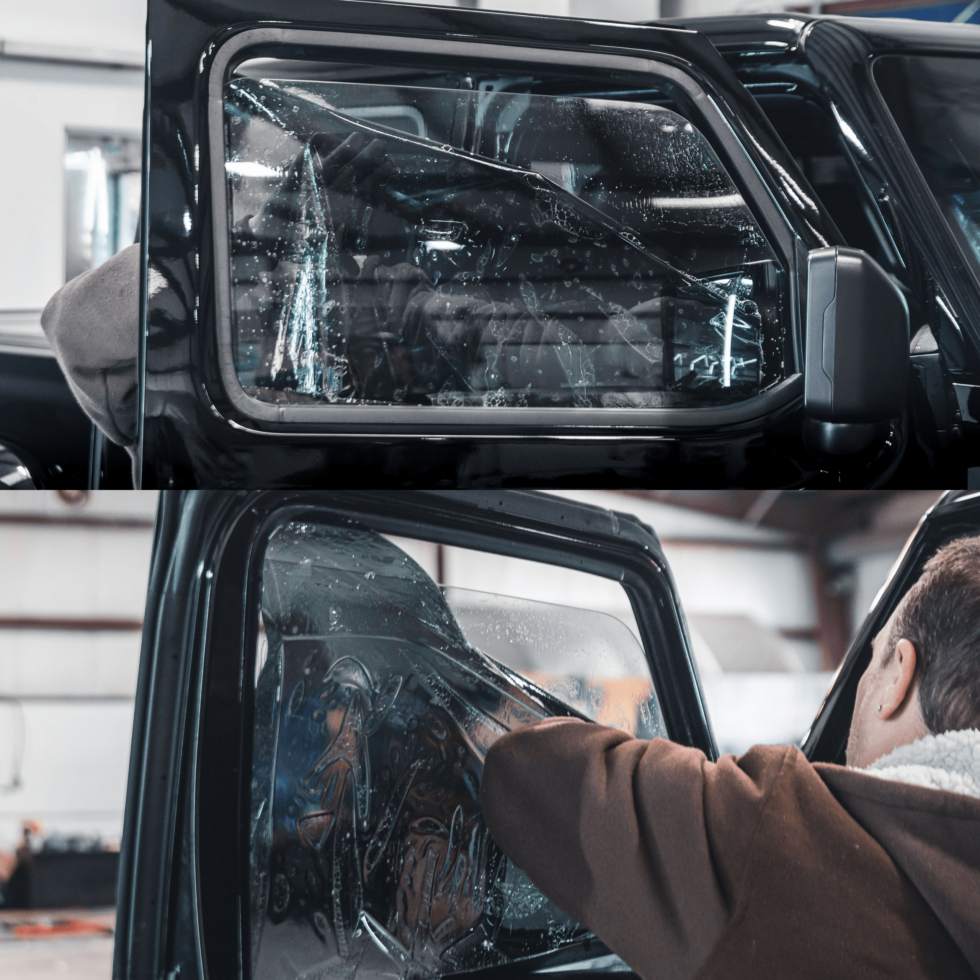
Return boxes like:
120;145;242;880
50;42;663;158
875;55;980;279
249;520;662;980
223;63;786;414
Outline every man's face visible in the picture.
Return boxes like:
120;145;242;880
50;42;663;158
845;602;902;768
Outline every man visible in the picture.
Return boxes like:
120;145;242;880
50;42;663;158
481;535;980;980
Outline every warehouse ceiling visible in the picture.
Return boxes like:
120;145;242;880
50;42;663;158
625;491;944;545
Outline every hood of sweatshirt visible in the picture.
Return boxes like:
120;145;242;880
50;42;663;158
817;729;980;976
40;243;139;452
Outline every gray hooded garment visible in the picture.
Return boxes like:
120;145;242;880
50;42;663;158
40;243;139;456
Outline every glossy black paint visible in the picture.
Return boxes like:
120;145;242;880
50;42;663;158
691;13;980;486
0;352;93;488
144;0;901;489
801;488;980;764
805;18;980;342
115;489;717;980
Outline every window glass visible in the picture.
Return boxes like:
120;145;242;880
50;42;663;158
444;589;660;737
65;134;141;283
249;520;662;980
752;94;884;261
874;55;980;279
224;64;786;411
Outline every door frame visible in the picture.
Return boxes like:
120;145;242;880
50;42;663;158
205;26;805;435
114;489;716;980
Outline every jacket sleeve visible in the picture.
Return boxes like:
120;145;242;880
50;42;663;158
480;719;732;980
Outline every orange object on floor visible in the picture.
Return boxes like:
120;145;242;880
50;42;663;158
13;918;113;939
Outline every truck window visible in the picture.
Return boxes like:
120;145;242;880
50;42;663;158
873;54;980;283
219;60;790;419
248;520;662;980
751;93;885;262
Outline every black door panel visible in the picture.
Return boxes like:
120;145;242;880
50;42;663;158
0;352;91;488
140;0;858;487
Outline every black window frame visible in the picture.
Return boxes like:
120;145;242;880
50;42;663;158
206;28;805;437
801;489;980;766
149;491;716;980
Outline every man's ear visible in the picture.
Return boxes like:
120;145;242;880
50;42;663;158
880;638;918;719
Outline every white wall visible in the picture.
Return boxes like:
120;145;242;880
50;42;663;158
0;61;143;339
663;545;815;631
0;1;144;335
0;491;157;852
0;0;145;55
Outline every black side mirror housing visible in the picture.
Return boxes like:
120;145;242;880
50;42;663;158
804;247;909;456
0;443;37;489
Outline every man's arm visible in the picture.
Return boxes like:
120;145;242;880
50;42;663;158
481;718;730;980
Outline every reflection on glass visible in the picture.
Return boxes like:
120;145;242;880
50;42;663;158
443;588;661;738
875;55;980;277
64;134;141;283
250;522;662;980
224;70;784;409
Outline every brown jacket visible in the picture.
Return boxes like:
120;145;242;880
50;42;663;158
480;718;980;980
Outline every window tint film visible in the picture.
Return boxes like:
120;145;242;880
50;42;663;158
444;589;659;736
223;63;786;414
874;55;980;279
250;520;662;980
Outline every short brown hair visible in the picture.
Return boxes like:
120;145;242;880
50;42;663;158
888;535;980;734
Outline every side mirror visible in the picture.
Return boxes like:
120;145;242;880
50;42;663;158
0;444;37;489
804;247;909;456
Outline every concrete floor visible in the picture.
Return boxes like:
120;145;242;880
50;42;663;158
0;910;114;980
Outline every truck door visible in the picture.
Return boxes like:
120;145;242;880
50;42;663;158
140;0;843;488
113;490;714;980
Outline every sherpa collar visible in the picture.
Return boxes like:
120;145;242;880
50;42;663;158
863;728;980;800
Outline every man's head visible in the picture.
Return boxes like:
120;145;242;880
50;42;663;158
846;534;980;768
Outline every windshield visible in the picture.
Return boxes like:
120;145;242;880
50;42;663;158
874;54;980;279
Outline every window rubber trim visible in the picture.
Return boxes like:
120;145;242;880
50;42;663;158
207;27;803;435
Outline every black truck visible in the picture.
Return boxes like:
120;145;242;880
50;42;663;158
3;6;979;488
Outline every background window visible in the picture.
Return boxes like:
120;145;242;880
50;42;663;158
65;133;141;283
